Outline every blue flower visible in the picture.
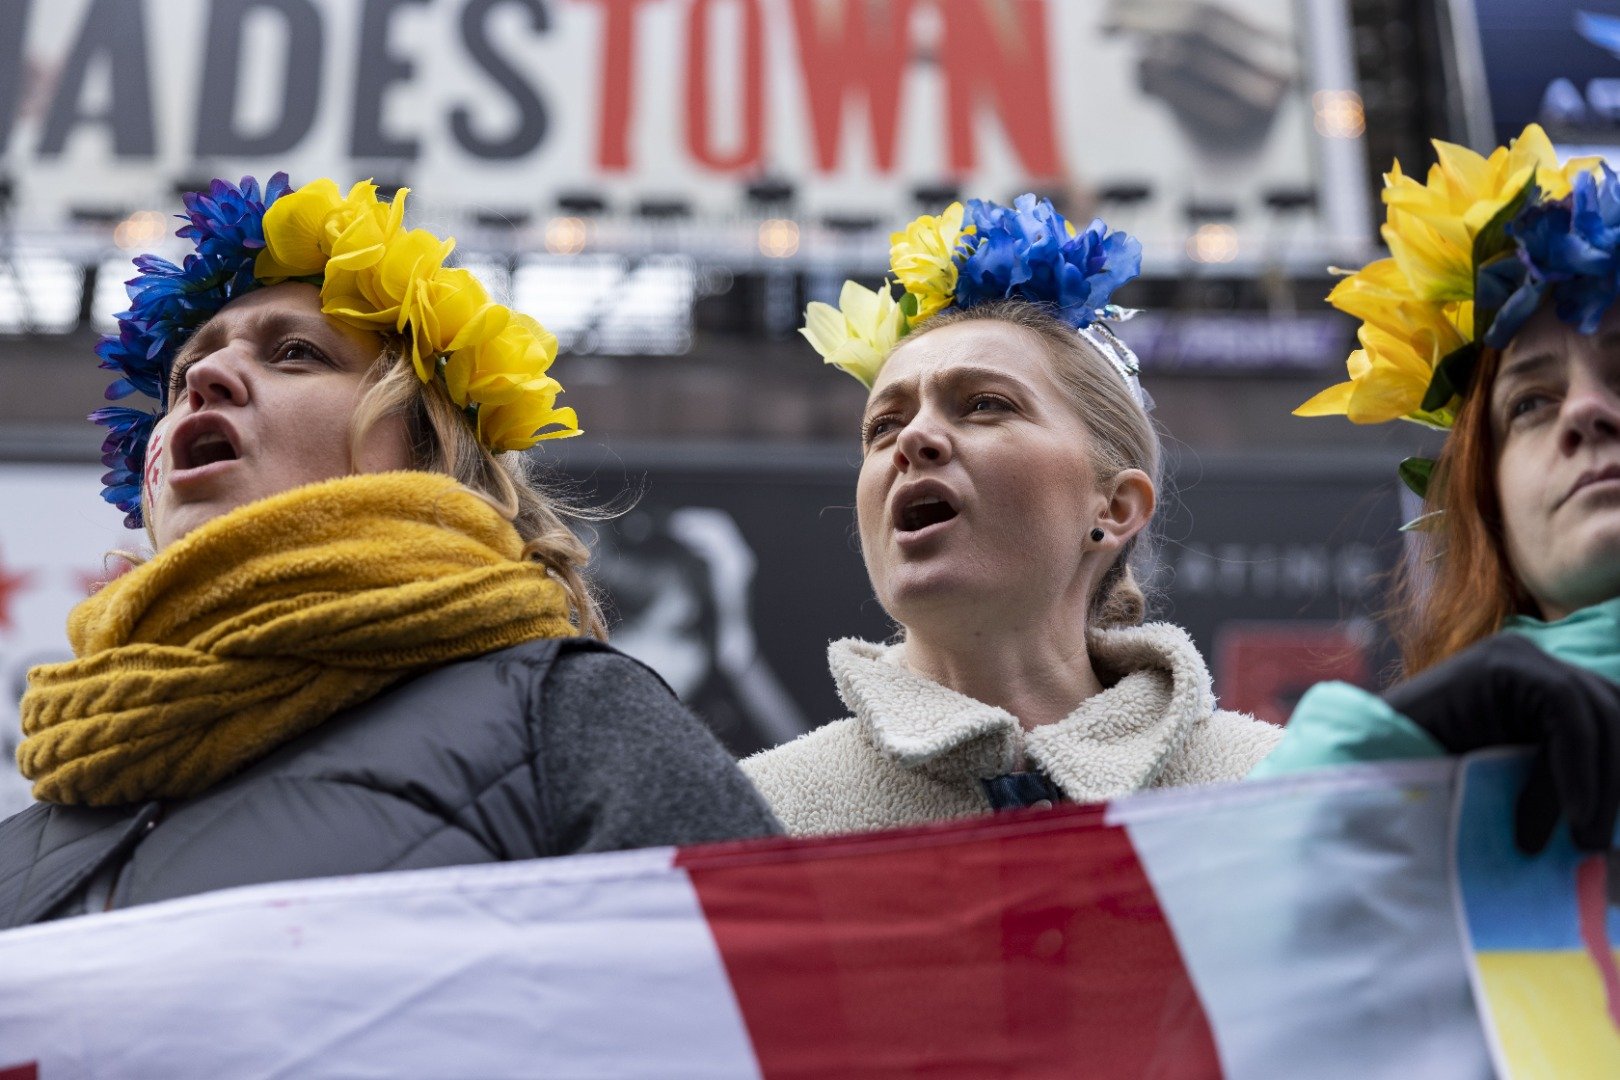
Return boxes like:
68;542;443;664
93;173;292;526
954;194;1142;328
1485;164;1620;348
176;173;291;261
88;406;157;527
1476;254;1534;349
95;323;164;400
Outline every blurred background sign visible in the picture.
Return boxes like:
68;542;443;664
1;0;1480;804
1453;0;1620;158
0;0;1366;270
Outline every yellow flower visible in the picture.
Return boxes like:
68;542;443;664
321;227;455;363
1507;123;1604;200
477;387;580;452
417;268;499;350
394;267;509;382
370;228;453;315
889;202;973;323
440;313;576;451
252;176;578;450
255;178;405;280
800;280;909;388
323;184;405;273
1297;259;1468;425
1380;124;1602;301
255;178;344;278
447;313;558;406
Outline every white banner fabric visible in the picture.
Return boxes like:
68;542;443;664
0;759;1558;1078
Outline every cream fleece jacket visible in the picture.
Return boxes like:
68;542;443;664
741;622;1282;836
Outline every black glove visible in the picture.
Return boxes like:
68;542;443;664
1382;633;1620;853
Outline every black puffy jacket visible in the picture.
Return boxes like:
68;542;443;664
0;638;780;927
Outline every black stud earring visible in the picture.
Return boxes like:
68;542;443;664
1089;527;1105;542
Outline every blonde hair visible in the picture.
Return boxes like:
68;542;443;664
350;341;606;639
906;300;1162;628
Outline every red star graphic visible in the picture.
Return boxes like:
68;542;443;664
76;556;135;597
0;549;33;633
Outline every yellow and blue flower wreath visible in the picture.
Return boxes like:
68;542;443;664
92;175;579;528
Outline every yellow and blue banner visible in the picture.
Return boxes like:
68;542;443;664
1457;753;1620;1078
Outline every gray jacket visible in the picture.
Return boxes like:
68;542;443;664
0;638;779;927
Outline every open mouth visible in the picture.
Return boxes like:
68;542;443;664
176;425;240;471
896;494;959;533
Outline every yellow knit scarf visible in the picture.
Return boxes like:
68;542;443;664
19;471;576;806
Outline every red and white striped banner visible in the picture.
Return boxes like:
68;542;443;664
0;758;1599;1078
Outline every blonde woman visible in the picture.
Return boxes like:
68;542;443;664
0;176;776;926
743;196;1280;834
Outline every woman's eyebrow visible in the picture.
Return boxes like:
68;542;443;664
864;380;912;417
1496;352;1556;387
256;309;342;340
936;363;1030;391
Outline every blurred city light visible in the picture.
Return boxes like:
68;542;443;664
1187;223;1240;263
113;211;167;251
544;216;589;256
512;255;695;355
1312;90;1366;139
757;218;800;259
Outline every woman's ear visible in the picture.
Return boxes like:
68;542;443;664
1096;468;1156;546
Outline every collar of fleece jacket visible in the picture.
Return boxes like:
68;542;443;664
827;623;1215;803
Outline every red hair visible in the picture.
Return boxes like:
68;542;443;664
1389;346;1536;674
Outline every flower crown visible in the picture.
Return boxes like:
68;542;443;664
1296;123;1613;497
91;175;580;528
801;193;1145;396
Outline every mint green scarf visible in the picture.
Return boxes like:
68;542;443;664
1506;596;1620;684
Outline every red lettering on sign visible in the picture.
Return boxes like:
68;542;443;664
580;0;658;170
938;0;1061;177
684;0;764;172
789;0;915;172
0;1062;39;1080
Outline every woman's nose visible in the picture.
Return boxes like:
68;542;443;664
179;348;250;411
893;414;951;470
1560;380;1620;454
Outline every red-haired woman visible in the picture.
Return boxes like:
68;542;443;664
1255;125;1620;853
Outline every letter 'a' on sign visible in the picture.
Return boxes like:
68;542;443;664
38;0;157;158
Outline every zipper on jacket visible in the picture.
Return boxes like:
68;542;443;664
85;802;164;912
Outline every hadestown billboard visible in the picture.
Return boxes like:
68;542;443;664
0;0;1369;264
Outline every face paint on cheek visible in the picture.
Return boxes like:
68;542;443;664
143;424;167;505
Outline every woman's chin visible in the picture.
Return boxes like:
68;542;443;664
1530;522;1620;617
880;568;1014;629
151;499;240;551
